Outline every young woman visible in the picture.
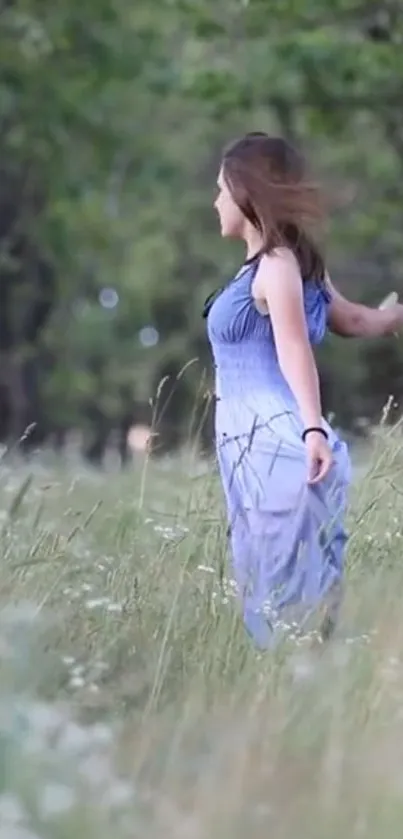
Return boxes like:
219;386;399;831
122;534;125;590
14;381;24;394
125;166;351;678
204;132;403;647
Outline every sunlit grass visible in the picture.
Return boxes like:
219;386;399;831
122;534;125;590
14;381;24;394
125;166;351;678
0;425;403;837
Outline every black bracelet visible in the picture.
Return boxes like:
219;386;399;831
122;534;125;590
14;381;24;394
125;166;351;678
301;426;328;443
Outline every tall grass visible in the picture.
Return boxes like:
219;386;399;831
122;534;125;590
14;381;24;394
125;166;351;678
0;426;403;837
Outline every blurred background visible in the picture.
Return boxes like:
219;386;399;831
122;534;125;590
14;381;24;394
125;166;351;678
1;0;403;467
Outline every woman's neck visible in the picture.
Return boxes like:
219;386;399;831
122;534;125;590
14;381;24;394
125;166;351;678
244;227;263;261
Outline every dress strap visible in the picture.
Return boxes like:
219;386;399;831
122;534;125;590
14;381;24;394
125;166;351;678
202;253;262;319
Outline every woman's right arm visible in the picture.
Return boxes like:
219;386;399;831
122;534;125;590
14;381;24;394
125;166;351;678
326;276;403;338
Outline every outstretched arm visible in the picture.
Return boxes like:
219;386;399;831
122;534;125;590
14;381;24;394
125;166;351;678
326;275;403;338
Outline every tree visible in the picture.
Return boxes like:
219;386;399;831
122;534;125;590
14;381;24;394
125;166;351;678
1;0;403;462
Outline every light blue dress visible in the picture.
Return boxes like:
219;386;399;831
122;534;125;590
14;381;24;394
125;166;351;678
205;255;351;648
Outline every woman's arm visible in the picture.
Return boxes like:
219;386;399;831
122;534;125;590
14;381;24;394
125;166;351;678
254;251;323;429
326;276;402;338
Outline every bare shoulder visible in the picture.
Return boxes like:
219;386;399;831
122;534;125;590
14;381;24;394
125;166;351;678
323;270;336;298
252;248;302;312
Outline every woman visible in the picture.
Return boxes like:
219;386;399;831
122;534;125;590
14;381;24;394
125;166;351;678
204;132;402;648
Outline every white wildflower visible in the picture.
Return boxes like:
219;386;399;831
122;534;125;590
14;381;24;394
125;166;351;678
86;598;111;610
24;702;65;738
89;724;114;747
0;828;42;839
39;784;75;818
104;781;133;808
0;603;38;626
57;722;92;754
79;754;112;786
0;793;26;825
291;652;316;682
69;676;85;689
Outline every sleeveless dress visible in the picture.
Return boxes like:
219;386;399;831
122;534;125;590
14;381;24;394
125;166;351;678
204;255;351;648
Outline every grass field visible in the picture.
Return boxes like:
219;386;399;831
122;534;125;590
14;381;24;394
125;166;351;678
1;425;403;838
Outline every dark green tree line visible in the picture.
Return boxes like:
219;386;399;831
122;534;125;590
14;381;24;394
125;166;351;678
1;0;403;462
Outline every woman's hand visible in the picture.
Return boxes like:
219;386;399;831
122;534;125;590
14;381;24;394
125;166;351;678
305;431;333;484
383;302;403;336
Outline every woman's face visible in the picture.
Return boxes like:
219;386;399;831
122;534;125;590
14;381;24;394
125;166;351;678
214;167;245;239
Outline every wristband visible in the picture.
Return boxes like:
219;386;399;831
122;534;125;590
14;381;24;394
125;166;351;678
302;426;328;443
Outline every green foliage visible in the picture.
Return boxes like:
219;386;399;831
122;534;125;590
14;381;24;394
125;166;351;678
1;0;403;455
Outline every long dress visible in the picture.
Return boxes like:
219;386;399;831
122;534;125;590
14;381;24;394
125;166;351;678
204;255;351;648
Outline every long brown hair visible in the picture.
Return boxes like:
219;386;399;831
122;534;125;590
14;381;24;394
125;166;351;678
222;132;325;282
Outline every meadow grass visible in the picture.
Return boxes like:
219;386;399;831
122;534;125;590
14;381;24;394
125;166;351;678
1;426;403;837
